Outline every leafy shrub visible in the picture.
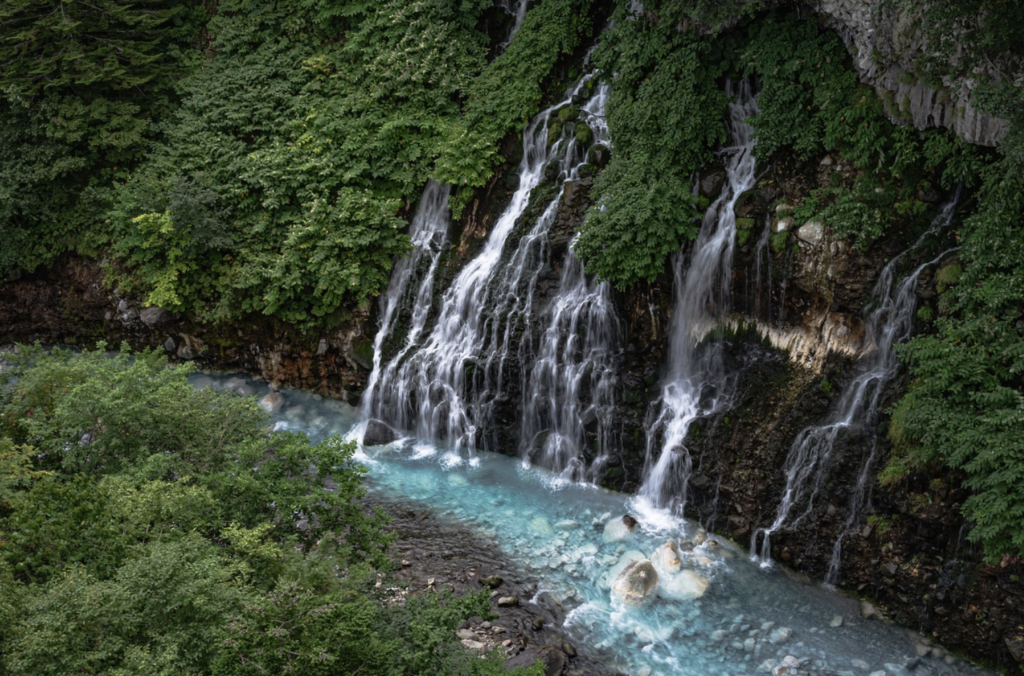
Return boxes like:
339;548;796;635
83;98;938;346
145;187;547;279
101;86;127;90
0;345;542;674
575;1;729;288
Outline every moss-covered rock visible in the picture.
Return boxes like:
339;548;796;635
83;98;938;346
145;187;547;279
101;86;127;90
574;122;593;145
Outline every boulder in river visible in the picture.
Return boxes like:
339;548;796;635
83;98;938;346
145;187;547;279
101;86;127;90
611;559;659;605
363;419;398;446
658;569;709;600
651;541;682;574
602;514;638;543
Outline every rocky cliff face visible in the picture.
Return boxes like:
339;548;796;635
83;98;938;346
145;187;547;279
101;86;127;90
808;0;1010;146
0;259;374;403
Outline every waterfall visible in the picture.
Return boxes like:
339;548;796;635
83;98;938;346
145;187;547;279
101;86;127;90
361;181;451;420
500;0;530;49
636;81;758;517
367;78;609;455
519;248;620;482
752;192;961;571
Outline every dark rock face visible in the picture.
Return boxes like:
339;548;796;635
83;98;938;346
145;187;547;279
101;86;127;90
0;257;372;403
362;419;399;447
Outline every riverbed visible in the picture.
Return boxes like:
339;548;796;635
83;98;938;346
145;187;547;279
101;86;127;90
192;372;991;676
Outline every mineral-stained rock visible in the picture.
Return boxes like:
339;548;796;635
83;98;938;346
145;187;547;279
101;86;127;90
611;559;659;605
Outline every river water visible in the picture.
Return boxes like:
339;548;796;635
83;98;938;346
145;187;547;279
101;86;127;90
192;372;989;676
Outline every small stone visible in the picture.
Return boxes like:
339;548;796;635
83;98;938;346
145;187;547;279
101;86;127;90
491;626;506;635
502;639;512;647
744;638;756;651
554;519;580;531
497;596;519;607
427;577;436;587
140;306;170;326
820;156;833;166
851;658;870;669
461;639;486;651
914;643;930;657
860;600;883;620
781;656;800;668
768;627;792;644
711;630;729;641
480;621;491;629
758;659;778;673
481;575;503;588
830;615;844;628
775;217;793;232
531;517;555;537
869;672;888;676
401;559;411;567
457;629;477;640
163;336;176;353
796;221;824;246
259;392;284;413
531;617;544;630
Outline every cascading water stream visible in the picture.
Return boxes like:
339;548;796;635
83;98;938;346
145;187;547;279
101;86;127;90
361;181;451;420
475;84;610;447
636;81;758;517
519;246;620;482
499;0;530;49
370;78;606;455
752;193;961;571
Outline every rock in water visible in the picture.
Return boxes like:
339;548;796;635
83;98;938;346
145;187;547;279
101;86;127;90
531;517;555;537
611;559;659;605
259;392;283;413
363;419;398;446
602;515;638;543
651;541;682;574
659;569;710;600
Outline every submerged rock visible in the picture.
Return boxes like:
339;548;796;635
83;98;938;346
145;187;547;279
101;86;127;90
658;569;709;601
363;419;398;446
531;517;555;537
611;559;659;605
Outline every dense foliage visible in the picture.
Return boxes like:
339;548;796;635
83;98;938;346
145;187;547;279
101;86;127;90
884;87;1024;562
573;0;731;288
2;0;597;328
0;346;542;675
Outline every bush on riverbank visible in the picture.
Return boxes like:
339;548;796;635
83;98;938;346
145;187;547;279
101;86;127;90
0;344;542;675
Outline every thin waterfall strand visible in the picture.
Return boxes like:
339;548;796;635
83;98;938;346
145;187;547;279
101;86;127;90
753;194;961;568
636;81;759;517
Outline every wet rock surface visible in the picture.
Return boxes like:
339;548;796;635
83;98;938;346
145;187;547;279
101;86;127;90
365;494;622;676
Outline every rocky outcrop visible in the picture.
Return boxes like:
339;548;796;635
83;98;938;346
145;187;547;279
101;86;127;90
809;0;1010;146
0;257;373;403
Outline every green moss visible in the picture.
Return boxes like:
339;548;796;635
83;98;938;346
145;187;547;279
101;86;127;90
735;217;755;230
935;262;962;292
737;229;752;246
557;105;579;122
916;305;934;323
770;230;789;253
547;119;563;146
574;122;593;145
